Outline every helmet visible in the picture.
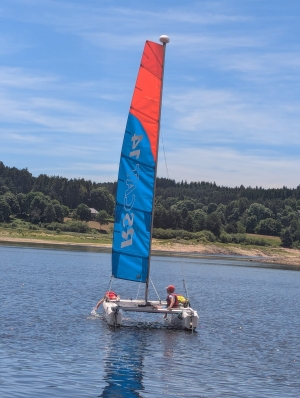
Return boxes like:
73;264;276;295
166;285;175;293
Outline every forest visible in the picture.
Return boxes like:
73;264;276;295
1;161;300;248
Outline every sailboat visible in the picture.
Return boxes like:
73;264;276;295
102;35;199;330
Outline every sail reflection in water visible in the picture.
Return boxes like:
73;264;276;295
100;321;189;397
101;329;145;397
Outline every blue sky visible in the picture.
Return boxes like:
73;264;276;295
1;0;300;188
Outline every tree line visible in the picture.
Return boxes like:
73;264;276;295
1;161;300;248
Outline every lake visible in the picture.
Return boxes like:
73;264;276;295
0;244;299;397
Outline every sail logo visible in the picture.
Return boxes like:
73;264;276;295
121;134;143;248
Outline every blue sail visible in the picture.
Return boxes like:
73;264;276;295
112;40;165;283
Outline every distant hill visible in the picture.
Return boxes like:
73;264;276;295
1;161;300;248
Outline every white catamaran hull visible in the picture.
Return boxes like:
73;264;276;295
168;309;199;330
102;301;122;327
102;299;199;330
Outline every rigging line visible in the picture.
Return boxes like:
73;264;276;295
135;283;141;300
106;275;114;292
149;277;161;302
180;262;189;298
160;129;169;179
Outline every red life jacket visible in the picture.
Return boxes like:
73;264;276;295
105;291;118;300
166;293;179;308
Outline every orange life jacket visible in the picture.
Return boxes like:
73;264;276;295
105;291;118;300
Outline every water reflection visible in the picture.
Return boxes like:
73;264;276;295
99;317;191;397
101;327;146;397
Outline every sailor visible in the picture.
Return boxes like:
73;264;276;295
164;285;179;319
91;291;119;315
166;285;178;309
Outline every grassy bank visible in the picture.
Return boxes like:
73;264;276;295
1;220;300;267
0;219;112;246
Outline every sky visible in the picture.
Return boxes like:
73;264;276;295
1;0;300;188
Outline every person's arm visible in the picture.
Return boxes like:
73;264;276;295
95;297;104;310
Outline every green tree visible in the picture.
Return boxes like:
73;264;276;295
21;192;48;221
3;192;20;214
245;215;258;233
238;197;249;215
292;227;300;243
225;222;237;234
76;203;91;221
165;197;177;209
154;204;168;228
17;193;27;214
51;200;69;223
207;202;218;214
0;198;11;222
280;228;293;248
26;192;51;223
180;206;189;220
255;218;281;236
227;208;240;223
0;180;9;195
53;202;64;223
167;208;183;229
216;204;226;224
237;221;246;234
283;198;297;211
206;212;222;237
176;199;195;212
96;210;109;230
43;203;56;223
183;213;194;232
279;215;290;228
247;203;273;222
193;210;206;231
30;208;41;224
89;188;115;215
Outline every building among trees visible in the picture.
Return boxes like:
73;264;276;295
89;208;98;220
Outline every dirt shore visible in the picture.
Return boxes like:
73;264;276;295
152;241;300;268
1;236;300;268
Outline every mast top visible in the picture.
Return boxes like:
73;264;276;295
159;35;170;44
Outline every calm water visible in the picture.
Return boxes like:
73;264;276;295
0;245;299;397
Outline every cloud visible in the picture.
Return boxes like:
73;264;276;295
27;161;119;181
219;52;300;77
0;67;58;89
0;1;251;51
2;132;45;143
158;146;299;188
162;87;300;147
0;68;124;137
0;96;122;135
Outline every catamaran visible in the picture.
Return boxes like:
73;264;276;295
102;35;199;330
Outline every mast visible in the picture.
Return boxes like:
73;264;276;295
145;35;170;303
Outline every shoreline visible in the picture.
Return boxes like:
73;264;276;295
1;236;300;270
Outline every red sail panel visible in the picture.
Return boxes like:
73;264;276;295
130;40;164;161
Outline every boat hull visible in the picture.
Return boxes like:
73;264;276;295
169;309;199;330
102;301;122;326
102;299;199;330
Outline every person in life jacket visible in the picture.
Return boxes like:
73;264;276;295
166;285;179;309
91;291;119;314
164;285;178;319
